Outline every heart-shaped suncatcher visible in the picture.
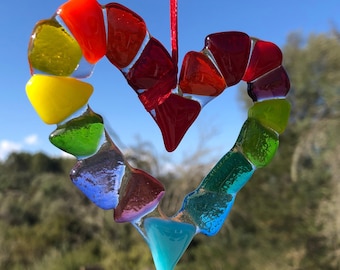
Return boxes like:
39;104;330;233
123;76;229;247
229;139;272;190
25;0;291;269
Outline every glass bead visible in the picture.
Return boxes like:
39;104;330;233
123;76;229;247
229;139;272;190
137;67;177;112
247;66;290;101
179;51;226;96
26;75;93;124
178;189;235;236
114;167;165;223
242;39;282;82
58;0;106;64
106;3;147;69
199;150;255;194
235;118;279;168
28;18;82;76
205;31;251;86
70;134;125;210
144;217;196;270
49;107;104;158
125;37;176;90
248;99;291;134
152;93;201;152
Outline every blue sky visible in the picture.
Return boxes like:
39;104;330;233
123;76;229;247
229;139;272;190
0;0;339;163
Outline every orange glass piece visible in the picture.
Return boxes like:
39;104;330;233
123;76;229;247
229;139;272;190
242;40;282;82
106;3;147;69
179;51;226;96
58;0;106;64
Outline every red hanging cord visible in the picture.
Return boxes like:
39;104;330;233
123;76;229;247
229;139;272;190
170;0;178;67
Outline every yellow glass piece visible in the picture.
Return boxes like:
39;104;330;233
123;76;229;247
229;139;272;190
26;75;93;124
248;99;291;134
28;18;82;76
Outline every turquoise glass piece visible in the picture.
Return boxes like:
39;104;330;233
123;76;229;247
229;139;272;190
199;150;255;194
144;217;196;270
178;190;235;236
236;118;279;168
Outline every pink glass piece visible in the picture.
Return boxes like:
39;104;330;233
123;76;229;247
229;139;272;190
125;37;177;90
205;32;251;86
247;66;290;101
152;93;201;152
242;39;283;82
179;51;226;96
106;3;147;69
114;168;165;223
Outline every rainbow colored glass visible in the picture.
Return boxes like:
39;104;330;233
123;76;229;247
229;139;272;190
25;1;291;269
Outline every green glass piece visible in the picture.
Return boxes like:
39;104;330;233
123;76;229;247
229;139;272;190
199;150;255;194
144;217;196;270
49;110;104;158
236;118;279;168
28;18;82;76
248;99;291;134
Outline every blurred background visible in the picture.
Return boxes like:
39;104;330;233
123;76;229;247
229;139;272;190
0;0;339;269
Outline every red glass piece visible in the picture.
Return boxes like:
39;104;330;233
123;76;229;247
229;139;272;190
58;0;106;64
126;37;177;90
242;40;283;82
114;167;165;223
179;51;226;96
205;32;251;86
138;68;177;111
106;3;147;69
152;93;201;152
247;66;290;101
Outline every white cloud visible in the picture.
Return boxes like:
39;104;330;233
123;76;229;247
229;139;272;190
24;134;38;145
0;134;39;161
0;140;22;161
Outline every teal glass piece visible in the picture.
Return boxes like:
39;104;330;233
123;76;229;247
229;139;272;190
178;189;235;236
236;118;279;168
199;150;255;194
144;217;196;270
49;108;104;158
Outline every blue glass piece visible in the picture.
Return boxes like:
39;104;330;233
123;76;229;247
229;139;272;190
70;138;125;210
178;189;235;236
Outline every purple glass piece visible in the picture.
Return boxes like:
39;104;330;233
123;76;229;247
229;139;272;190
247;66;290;101
70;132;125;210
